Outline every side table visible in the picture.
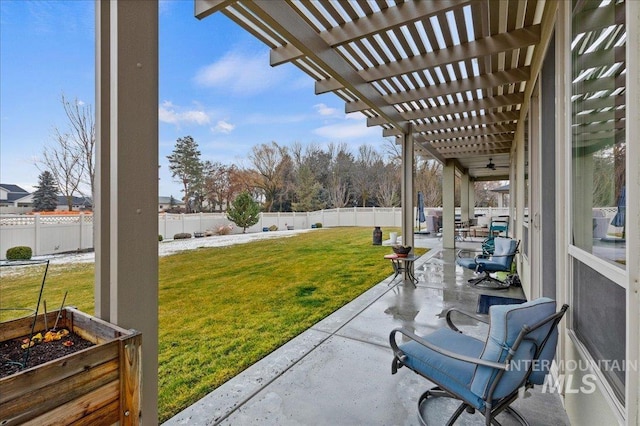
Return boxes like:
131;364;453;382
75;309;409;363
384;254;419;286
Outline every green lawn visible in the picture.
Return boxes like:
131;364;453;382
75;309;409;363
0;227;426;421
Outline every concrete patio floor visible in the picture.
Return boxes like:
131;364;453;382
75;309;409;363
164;234;570;425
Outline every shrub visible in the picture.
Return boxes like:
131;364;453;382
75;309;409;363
173;233;192;240
315;223;323;228
159;235;164;242
6;246;33;260
269;225;278;231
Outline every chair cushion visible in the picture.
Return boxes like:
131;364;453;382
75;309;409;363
398;328;487;410
456;257;478;270
489;237;517;270
471;298;557;400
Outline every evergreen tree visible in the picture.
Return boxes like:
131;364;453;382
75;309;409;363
33;171;59;211
167;136;203;213
226;190;260;233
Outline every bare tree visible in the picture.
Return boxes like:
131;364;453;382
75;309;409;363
59;94;95;200
249;142;289;212
326;143;353;208
415;157;442;207
352;145;382;206
39;134;84;211
376;162;401;206
37;95;95;211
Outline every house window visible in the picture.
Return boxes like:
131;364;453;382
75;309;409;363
571;0;627;405
571;0;626;269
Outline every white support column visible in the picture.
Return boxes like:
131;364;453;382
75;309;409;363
461;172;470;225
401;130;414;253
468;178;475;223
442;160;456;249
98;1;159;422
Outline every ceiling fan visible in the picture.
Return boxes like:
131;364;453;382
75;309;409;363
485;158;508;170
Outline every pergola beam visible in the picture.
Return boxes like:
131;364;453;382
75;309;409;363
384;67;530;105
359;25;541;82
429;133;514;147
322;0;472;47
195;0;234;20
402;93;524;121
405;111;520;134
367;93;523;126
416;123;517;141
448;147;512;156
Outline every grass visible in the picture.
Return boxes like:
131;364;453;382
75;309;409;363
0;227;427;421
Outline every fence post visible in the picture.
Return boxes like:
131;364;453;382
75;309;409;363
34;213;41;256
79;212;84;250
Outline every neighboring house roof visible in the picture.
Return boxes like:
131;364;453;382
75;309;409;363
12;193;34;203
0;183;32;204
0;184;29;194
491;184;510;194
57;195;93;207
159;196;185;205
7;192;32;202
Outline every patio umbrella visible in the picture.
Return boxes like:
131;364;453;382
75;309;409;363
416;191;426;231
611;186;626;238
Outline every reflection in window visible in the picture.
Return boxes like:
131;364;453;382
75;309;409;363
571;0;626;268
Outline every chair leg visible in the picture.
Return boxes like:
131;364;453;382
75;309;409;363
503;407;530;426
468;272;510;290
467;274;488;285
417;387;472;426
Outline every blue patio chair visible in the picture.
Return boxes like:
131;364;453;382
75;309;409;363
390;298;568;426
481;219;509;255
456;237;519;289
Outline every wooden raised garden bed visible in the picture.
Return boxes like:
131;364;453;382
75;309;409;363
0;307;141;425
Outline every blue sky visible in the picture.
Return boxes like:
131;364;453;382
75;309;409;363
0;0;387;198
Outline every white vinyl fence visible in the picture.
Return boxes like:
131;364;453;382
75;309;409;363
1;214;93;258
1;207;521;258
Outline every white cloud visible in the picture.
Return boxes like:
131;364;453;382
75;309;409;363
159;101;210;126
314;103;339;116
193;50;288;95
213;120;235;134
312;113;380;140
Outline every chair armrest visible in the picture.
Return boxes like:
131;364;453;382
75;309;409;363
456;249;477;258
389;328;507;371
490;250;518;257
480;251;518;260
445;308;489;333
473;253;490;262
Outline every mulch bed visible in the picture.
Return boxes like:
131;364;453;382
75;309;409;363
0;331;94;378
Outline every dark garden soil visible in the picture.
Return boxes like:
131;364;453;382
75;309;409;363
0;331;94;378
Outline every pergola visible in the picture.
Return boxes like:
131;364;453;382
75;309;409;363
194;0;555;248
